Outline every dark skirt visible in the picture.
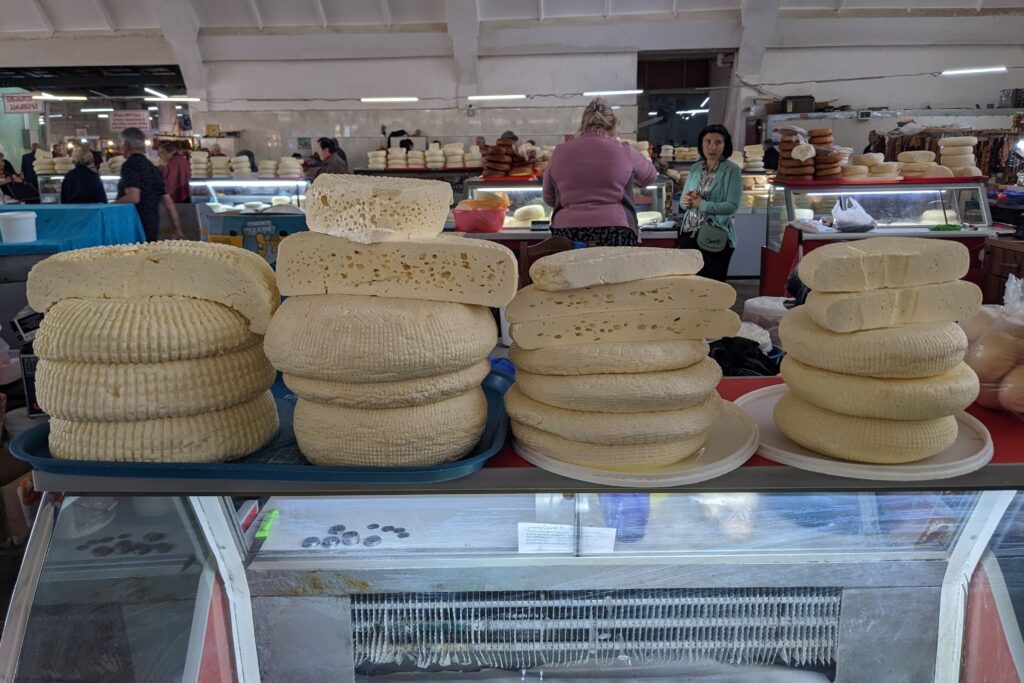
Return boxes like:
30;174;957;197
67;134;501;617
676;232;735;282
550;226;638;247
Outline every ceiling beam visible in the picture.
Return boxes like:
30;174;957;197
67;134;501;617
481;18;741;55
444;0;480;90
312;0;327;29
30;0;54;36
771;14;1024;47
94;0;116;33
380;0;392;28
246;0;264;31
736;0;782;77
146;0;208;106
199;31;452;62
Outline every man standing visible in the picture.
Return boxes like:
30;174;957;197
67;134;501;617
157;141;191;203
21;143;38;188
762;140;780;170
115;128;184;241
309;137;348;179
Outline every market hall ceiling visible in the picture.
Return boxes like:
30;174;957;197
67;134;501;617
0;65;185;98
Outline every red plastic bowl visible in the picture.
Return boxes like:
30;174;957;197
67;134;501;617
452;208;507;233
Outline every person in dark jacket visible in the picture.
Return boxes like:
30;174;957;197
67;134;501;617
21;143;38;187
762;140;779;170
60;147;107;204
0;152;17;180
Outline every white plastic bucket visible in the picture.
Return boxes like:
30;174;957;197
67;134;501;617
0;211;37;243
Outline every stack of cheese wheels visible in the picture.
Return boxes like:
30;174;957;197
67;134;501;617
659;145;675;164
896;150;940;178
33;151;56;176
54;156;75;175
843;153;881;179
776;127;814;181
425;143;445;169
107;155;126;175
210;155;231;177
366;150;387;171
444;143;465;168
191;151;211;178
504;248;741;471
776;237;982;464
743;144;765;172
230;155;253;179
813;145;843;181
387;147;407;169
674;147;699;163
264;174;518;467
406;149;426;168
257;159;278;179
277;156;303;178
26;241;281;463
630;141;652;161
938;136;982;177
465;145;483;168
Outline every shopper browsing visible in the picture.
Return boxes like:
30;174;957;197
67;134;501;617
115;127;184;241
60;146;107;204
542;98;658;246
157;141;191;204
309;137;349;178
676;124;742;282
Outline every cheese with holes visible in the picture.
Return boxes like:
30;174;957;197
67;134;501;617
49;391;278;463
938;136;978;147
283;359;489;408
779;307;968;378
510;308;740;350
294;388;486;466
804;280;981;333
897;151;936;163
516;357;721;413
773;390;957;463
26;241;279;334
529;247;703;291
506;276;735;323
510;340;708;376
781;357;978;420
37;345;275;422
264;294;495;382
275;231;517;307
304;174;453;244
34;297;256;363
512;420;707;470
797;237;969;292
505;385;721;445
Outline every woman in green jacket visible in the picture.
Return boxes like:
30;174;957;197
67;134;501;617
676;124;742;282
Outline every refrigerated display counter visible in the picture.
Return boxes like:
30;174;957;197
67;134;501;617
188;179;308;209
37;175;121;204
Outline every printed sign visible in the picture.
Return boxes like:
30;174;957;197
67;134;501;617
108;109;151;132
2;94;42;114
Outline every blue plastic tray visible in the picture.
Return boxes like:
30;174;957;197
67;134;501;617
10;371;513;484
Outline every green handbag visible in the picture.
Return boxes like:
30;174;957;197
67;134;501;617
696;221;730;253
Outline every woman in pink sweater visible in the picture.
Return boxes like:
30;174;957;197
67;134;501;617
543;99;658;246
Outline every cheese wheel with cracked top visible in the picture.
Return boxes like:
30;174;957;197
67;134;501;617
938;136;978;147
899;161;938;172
515;357;721;413
505;385;722;445
779;307;968;378
511;421;707;470
842;165;869;177
780;357;978;420
804;279;981;333
897;151;936;163
798;236;970;292
529;247;703;291
773;390;958;464
510;339;708;376
511;308;741;350
851;153;884;167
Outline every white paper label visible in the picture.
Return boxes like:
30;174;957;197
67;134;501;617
516;522;616;554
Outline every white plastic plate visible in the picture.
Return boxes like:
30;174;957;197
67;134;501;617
513;401;759;488
735;384;994;481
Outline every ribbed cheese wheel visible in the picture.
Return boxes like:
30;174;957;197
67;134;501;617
512;420;707;470
938;145;974;157
779;308;968;378
264;294;496;382
509;340;709;376
37;346;276;422
851;153;883;167
504;385;721;445
34;297;257;363
938;136;978;147
940;154;974;168
896;150;936;163
49;391;279;463
283;359;489;408
515;358;721;413
293;388;486;466
529;247;703;291
781;357;979;420
26;241;279;334
773;390;958;463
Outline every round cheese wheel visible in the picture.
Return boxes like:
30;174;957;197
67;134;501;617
779;158;814;168
509;339;708;376
940;154;975;168
841;165;869;177
939;145;974;157
925;165;955;178
515;357;721;413
791;144;816;161
773;390;958;464
808;128;832;137
938;136;978;147
780;357;979;420
896;150;936;163
511;420;706;470
954;166;984;177
851;153;884;167
868;162;901;174
264;294;496;382
899;161;937;172
779;307;968;379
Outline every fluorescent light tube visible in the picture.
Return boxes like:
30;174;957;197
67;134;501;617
97;114;108;118
700;96;710;107
360;97;420;103
144;97;200;102
81;108;114;112
583;89;642;96
940;66;1007;76
144;87;168;98
33;94;86;101
648;111;658;115
676;108;710;115
467;94;527;101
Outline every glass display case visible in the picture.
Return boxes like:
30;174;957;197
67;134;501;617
4;489;1023;682
189;179;308;210
37;175;121;203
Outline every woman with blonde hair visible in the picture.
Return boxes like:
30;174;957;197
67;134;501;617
60;146;107;204
542;97;657;246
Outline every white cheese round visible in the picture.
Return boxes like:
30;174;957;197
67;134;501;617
509;339;709;375
896;150;936;163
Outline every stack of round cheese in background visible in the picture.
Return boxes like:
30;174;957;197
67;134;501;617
263;174;519;467
230;155;253;179
813;145;844;181
938;136;982;176
776;127;814;181
425;142;445;169
191;151;211;178
387;147;407;169
895;149;946;179
629;140;652;161
366;150;387;171
33;151;56;176
257;159;278;179
844;153;882;179
659;145;675;164
674;147;700;163
727;151;745;167
465;145;483;168
53;156;75;175
406;149;426;168
743;144;765;172
277;156;303;178
504;248;741;471
444;143;465;168
107;155;126;175
210;155;231;177
776;237;982;464
26;241;281;463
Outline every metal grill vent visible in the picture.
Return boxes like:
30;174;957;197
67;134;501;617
352;588;841;671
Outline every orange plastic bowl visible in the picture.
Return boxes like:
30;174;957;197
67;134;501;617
453;208;506;233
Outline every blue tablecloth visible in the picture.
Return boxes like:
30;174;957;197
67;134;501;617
0;204;145;256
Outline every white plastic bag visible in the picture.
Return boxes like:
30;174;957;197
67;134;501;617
831;198;875;230
964;274;1024;418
